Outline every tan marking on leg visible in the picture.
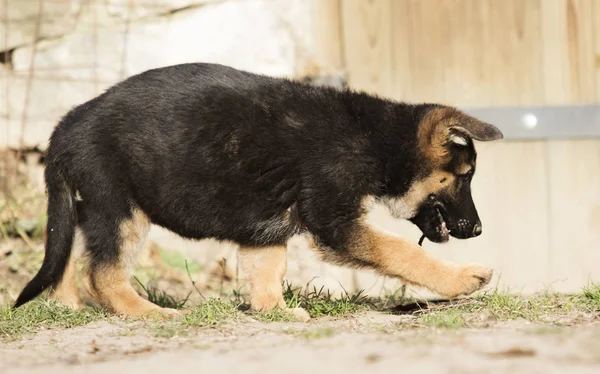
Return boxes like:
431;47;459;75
89;209;180;318
349;225;492;298
49;228;84;309
80;243;97;302
93;266;180;318
238;245;288;312
49;254;83;309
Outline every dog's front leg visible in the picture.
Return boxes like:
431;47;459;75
350;225;493;298
238;245;310;321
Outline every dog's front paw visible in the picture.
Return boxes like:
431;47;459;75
249;296;287;313
439;264;492;298
135;306;187;320
288;307;311;322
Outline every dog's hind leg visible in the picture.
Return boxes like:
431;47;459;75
239;245;310;321
83;207;180;318
48;248;82;309
46;226;84;309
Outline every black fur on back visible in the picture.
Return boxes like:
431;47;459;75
14;63;437;307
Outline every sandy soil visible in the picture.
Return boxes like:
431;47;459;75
2;312;600;374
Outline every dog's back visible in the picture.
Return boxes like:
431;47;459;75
52;63;374;243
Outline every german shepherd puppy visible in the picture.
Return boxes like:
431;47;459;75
14;63;503;317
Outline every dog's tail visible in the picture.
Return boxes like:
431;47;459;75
13;162;77;308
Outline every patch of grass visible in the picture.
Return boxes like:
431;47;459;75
0;299;108;341
184;299;240;326
471;291;544;320
577;282;600;311
133;276;190;310
282;281;371;318
224;281;371;322
421;309;466;329
149;298;240;338
411;283;600;329
250;308;302;323
469;288;600;321
421;290;569;323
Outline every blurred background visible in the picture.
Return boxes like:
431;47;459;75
1;0;599;304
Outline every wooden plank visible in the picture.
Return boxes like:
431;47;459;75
340;0;393;96
389;0;543;106
540;0;596;105
594;0;600;99
542;1;600;290
547;139;600;292
390;0;487;105
312;0;345;75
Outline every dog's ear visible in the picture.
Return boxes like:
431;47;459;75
417;105;504;164
450;116;503;142
418;106;503;146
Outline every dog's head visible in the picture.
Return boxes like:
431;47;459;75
383;105;503;243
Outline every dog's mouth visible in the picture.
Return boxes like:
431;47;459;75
411;193;483;243
411;202;453;243
434;206;450;242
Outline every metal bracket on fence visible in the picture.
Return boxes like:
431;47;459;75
462;105;600;141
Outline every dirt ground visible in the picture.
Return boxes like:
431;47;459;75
0;312;599;374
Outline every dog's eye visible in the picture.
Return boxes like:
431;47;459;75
428;194;437;202
457;170;473;180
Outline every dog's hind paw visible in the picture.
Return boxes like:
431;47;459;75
148;307;186;319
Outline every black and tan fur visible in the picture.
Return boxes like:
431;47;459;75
14;63;503;317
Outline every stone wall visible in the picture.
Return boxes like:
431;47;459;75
1;0;319;150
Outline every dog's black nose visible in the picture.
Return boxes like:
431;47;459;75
473;223;482;237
